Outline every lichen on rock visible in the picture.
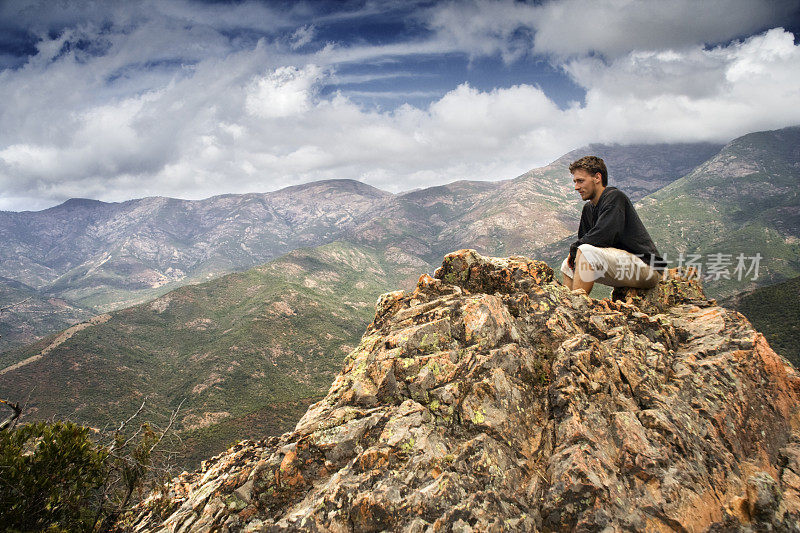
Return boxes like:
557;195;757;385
118;249;800;532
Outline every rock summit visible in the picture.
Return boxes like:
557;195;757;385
120;250;800;532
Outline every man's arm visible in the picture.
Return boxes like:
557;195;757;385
568;194;626;267
577;204;590;240
568;205;591;269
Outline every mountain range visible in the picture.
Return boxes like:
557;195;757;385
1;127;797;469
0;140;722;352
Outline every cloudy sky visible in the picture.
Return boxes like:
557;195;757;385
1;0;799;211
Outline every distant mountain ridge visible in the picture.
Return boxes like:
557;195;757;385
0;179;390;304
0;137;763;353
0;142;720;285
639;126;800;297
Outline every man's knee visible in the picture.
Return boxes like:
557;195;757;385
575;248;605;283
576;244;607;272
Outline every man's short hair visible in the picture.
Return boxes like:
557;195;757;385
569;156;608;186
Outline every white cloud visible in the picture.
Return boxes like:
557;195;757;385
426;0;798;59
564;29;800;143
426;83;562;148
245;65;322;118
290;25;316;50
532;0;797;57
564;49;729;100
425;1;537;63
0;1;799;211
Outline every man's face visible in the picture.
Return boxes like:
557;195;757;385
572;169;602;201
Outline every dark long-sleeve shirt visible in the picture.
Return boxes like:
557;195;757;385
569;187;665;269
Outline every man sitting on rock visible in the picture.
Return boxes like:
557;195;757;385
561;156;666;295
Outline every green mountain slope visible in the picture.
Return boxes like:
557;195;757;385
0;241;423;467
726;275;800;367
638;126;800;298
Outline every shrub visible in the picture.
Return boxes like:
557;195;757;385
0;421;108;532
0;418;165;532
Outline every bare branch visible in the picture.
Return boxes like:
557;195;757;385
117;399;146;433
119;424;145;451
0;399;22;431
20;385;36;417
105;399;147;452
149;398;185;454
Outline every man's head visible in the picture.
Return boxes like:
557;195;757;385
570;156;607;204
569;156;607;186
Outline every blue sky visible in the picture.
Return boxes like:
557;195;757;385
0;0;799;211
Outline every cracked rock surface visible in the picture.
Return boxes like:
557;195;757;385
117;249;800;532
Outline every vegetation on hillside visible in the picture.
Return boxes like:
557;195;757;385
729;275;800;367
638;127;800;299
0;278;92;353
0;242;420;469
0;407;178;533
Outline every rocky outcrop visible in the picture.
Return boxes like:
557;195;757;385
118;250;800;532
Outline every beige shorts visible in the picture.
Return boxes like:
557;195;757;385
561;244;661;289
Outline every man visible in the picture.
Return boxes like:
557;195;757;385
561;156;665;295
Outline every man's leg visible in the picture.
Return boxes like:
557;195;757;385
572;249;595;295
562;271;573;289
576;246;662;289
